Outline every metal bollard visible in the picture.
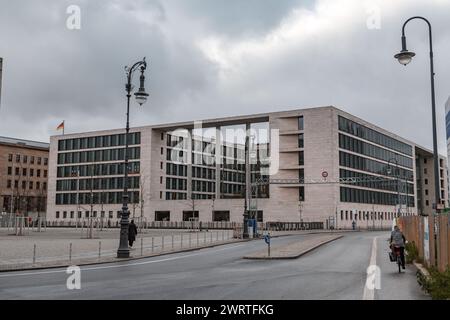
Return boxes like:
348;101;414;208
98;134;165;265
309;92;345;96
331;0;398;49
151;237;154;253
69;243;72;263
141;238;143;256
98;241;101;259
33;244;36;265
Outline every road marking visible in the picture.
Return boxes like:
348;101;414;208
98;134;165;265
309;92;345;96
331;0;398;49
363;236;378;300
0;243;246;278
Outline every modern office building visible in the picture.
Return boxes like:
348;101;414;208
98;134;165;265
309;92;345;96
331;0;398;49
0;136;49;219
46;106;448;229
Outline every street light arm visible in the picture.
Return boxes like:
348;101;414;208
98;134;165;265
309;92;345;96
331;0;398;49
125;58;147;93
401;16;433;55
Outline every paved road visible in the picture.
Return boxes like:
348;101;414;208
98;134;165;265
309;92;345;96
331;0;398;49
0;231;428;300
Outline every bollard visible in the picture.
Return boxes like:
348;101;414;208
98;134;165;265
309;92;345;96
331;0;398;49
33;244;36;265
141;238;143;256
172;234;174;250
69;243;72;263
98;241;101;259
189;233;191;248
151;237;154;253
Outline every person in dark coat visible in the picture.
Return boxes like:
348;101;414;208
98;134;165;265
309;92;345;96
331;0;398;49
128;220;138;247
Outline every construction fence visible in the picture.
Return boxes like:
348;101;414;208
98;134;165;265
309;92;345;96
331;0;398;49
398;214;450;272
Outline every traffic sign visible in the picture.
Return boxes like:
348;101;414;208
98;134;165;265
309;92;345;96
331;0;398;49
264;234;271;244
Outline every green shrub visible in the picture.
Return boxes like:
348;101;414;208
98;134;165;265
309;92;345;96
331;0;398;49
405;241;418;264
418;266;450;300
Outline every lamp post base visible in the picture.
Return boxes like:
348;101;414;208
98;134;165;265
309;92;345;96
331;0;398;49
117;248;130;258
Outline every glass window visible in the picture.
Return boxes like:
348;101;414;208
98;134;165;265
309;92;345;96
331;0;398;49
298;116;304;130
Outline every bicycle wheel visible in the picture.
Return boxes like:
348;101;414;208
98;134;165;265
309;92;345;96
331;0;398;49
397;256;401;273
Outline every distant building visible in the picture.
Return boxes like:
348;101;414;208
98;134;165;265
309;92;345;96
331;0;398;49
0;136;49;219
46;106;449;229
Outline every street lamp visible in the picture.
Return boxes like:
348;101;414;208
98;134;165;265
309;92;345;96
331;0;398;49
242;135;249;239
394;16;441;213
117;58;149;258
387;158;401;217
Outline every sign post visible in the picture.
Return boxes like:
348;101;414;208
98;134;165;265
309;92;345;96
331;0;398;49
264;233;271;257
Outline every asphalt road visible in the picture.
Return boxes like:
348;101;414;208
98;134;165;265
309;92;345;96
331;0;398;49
0;231;428;300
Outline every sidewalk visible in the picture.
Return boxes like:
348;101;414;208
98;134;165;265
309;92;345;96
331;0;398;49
243;233;343;259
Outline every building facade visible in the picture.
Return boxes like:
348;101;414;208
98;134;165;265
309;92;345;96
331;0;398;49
46;106;449;229
0;136;49;219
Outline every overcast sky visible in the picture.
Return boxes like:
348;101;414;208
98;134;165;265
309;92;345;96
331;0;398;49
0;0;449;155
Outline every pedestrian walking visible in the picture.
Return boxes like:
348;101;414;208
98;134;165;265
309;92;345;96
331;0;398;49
128;219;138;247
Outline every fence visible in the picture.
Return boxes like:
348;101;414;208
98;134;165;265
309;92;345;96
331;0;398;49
398;214;450;272
42;220;325;231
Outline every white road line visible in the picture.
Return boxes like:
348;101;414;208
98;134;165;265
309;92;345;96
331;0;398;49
363;236;378;300
0;243;246;278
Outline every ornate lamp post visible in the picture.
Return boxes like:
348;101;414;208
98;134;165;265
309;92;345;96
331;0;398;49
394;16;440;213
117;58;149;258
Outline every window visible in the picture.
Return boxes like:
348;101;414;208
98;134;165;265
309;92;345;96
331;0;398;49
425;189;429;196
56;211;60;219
29;181;33;190
16;154;20;163
44;170;48;178
22;181;26;189
37;169;41;177
7;180;11;188
37;157;42;165
15;167;19;175
298;151;304;166
425;179;428;185
43;182;47;190
36;182;40;190
298;133;304;148
70;211;74;219
63;212;67;219
22;168;27;176
30;169;34;176
30;156;34;164
8;154;13;162
299;187;305;201
298;116;304;130
161;147;164;155
23;155;28;163
7;167;12;175
424;168;427;174
14;180;18;188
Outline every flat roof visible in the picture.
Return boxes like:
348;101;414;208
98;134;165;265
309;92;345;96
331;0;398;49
0;136;49;150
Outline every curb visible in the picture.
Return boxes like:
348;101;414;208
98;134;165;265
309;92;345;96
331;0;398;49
243;235;344;260
0;238;252;273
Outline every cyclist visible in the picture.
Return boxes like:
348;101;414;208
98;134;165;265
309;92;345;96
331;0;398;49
390;225;406;269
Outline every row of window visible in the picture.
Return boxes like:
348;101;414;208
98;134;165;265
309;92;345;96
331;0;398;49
298;133;304;148
8;154;47;165
56;176;140;191
166;163;188;177
339;151;414;181
55;191;139;205
6;180;47;190
57;147;140;164
165;192;187;200
338;116;413;156
166;177;187;191
58;132;141;151
192;180;215;193
339;133;413;168
193;166;216;180
340;187;414;206
340;169;414;194
7;167;47;178
57;162;140;178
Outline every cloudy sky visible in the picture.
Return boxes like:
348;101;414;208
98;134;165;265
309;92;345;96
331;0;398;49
0;0;449;154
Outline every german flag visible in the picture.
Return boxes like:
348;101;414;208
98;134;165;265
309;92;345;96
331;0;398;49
56;121;65;134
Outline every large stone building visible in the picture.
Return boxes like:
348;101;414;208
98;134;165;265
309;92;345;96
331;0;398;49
0;136;49;219
46;106;448;229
